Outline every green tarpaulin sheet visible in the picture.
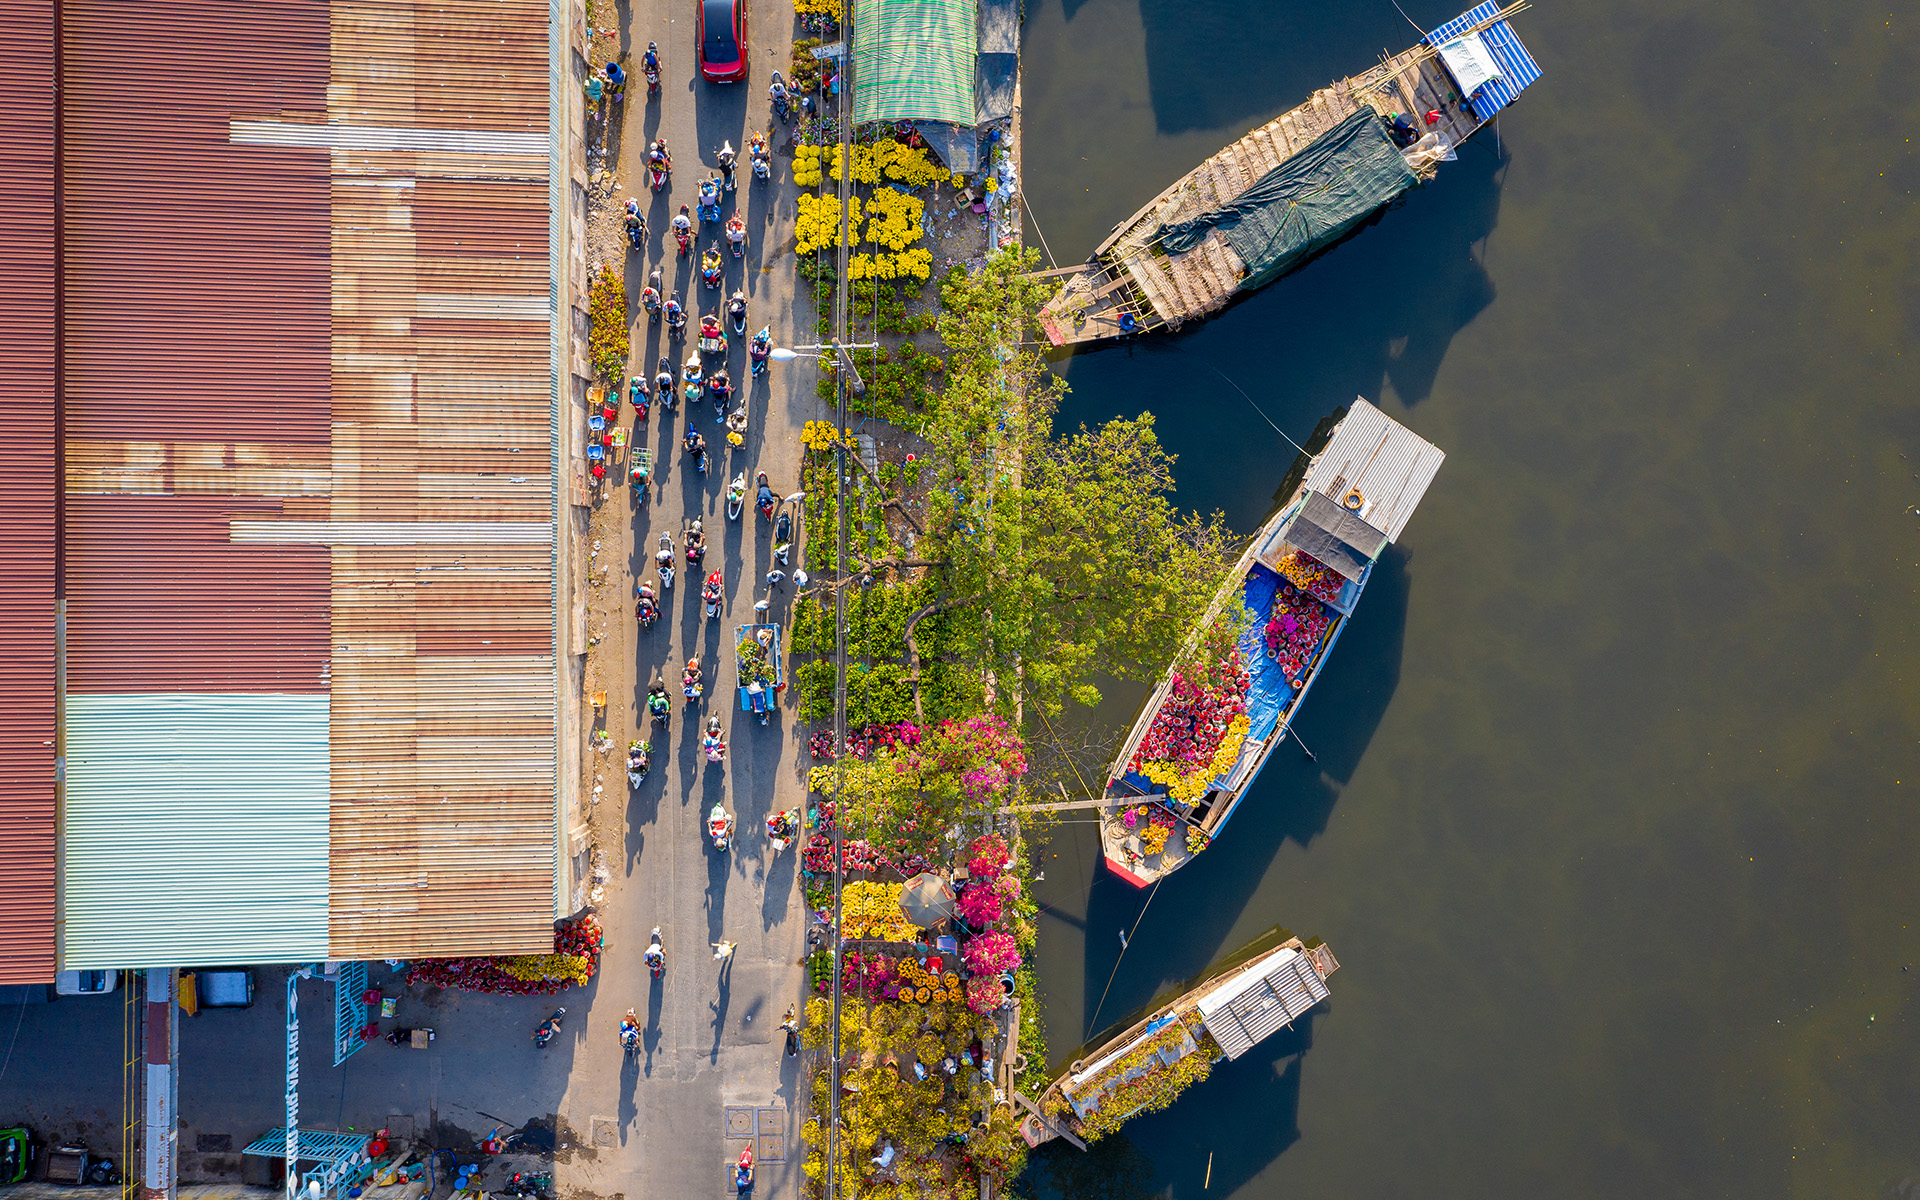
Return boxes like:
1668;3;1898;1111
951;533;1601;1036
1155;109;1419;293
852;0;978;127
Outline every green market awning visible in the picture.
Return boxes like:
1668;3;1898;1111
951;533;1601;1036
853;0;978;127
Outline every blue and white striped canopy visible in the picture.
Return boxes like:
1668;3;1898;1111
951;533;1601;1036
1427;2;1542;120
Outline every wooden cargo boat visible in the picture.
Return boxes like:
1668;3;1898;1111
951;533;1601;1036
1038;1;1541;347
1099;400;1443;887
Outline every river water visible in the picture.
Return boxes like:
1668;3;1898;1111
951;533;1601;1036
1015;0;1920;1195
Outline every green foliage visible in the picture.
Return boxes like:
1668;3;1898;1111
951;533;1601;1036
587;264;628;383
795;658;836;723
919;660;984;722
918;247;1237;718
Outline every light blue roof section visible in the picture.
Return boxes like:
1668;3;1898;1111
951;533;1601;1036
63;693;329;968
1427;2;1542;119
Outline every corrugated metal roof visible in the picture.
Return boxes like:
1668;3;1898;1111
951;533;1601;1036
1427;2;1542;120
57;0;559;962
62;694;331;969
1301;398;1445;542
1195;946;1331;1061
320;0;556;958
0;0;58;984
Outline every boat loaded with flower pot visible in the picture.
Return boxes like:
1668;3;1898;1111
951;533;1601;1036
1037;0;1540;346
1023;932;1338;1146
1099;398;1444;886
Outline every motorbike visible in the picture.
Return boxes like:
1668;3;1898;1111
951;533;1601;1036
698;316;726;356
702;715;727;763
700;248;724;289
726;291;747;336
646;926;666;979
717;140;736;191
682;351;703;395
755;471;776;520
647;681;671;726
734;1147;755;1195
725;215;746;259
780;1005;800;1057
749;133;770;183
774;503;794;545
643;43;661;97
655;532;676;591
647;141;671;191
769;71;792;123
635;580;659;628
628;374;650;422
708;803;735;852
682;659;704;699
684;518;705;566
726;473;745;520
642;269;663;323
702;570;723;619
629;455;650;496
707;370;732;420
766;807;800;852
665;296;686;341
672;205;692;255
697;177;722;224
619;1009;641;1061
655;358;677;413
626;739;651;786
749;327;771;377
532;1008;565;1049
725;405;748;448
685;429;709;476
624;199;645;250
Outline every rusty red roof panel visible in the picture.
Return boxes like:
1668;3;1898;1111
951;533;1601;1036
0;0;58;983
64;497;331;693
60;0;333;698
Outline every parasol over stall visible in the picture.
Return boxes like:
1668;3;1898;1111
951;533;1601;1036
898;872;958;929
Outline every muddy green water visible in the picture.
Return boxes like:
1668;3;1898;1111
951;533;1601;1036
1015;0;1920;1195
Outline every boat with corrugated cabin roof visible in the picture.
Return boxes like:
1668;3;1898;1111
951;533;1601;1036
1099;399;1443;886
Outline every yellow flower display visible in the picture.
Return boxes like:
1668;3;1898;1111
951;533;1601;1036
794;192;863;255
823;141;951;189
794;0;836;13
846;247;933;283
792;144;825;188
842;881;923;942
863;188;925;252
801;420;854;453
1136;714;1251;801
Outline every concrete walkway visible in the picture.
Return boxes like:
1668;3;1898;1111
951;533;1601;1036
559;0;814;1197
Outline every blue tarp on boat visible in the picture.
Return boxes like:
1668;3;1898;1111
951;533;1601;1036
1215;565;1290;789
1426;2;1543;120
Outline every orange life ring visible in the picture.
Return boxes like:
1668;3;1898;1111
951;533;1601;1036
1342;488;1365;511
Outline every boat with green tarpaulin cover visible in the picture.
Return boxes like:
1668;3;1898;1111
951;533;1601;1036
1038;0;1542;346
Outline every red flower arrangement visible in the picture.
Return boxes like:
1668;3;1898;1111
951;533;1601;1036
1265;582;1331;675
962;929;1021;974
407;913;604;996
1277;550;1344;604
956;881;1004;927
965;833;1011;878
1127;654;1250;772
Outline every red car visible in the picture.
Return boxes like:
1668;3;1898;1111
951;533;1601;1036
697;0;747;83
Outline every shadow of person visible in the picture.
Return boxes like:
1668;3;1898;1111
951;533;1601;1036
709;955;735;1063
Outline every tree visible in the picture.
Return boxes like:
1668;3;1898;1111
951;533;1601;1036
902;247;1235;718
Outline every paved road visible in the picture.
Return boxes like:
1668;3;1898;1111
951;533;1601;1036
561;3;815;1199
